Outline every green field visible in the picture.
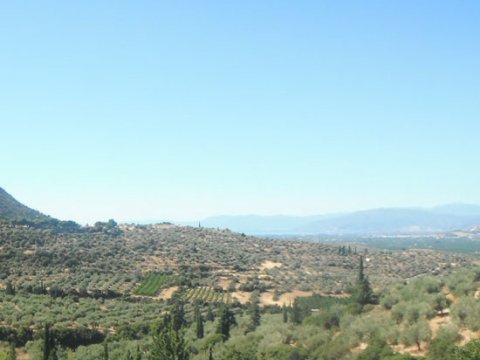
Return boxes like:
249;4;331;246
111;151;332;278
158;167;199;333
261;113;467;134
134;273;171;296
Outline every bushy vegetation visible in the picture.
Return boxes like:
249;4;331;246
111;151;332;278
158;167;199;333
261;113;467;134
1;219;480;359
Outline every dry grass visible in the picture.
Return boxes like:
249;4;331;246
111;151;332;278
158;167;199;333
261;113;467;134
231;291;251;304
259;289;313;306
259;260;283;270
216;277;230;291
156;286;178;300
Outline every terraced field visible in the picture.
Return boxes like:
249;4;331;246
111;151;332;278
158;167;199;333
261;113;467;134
134;273;172;296
183;286;233;304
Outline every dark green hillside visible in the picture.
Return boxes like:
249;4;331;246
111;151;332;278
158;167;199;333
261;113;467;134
0;187;48;221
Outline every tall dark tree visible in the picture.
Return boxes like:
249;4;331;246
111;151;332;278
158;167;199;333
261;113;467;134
216;305;236;341
6;281;15;296
206;305;215;322
103;342;109;360
43;324;55;360
290;301;303;325
352;256;375;311
248;300;261;328
282;304;288;323
150;314;189;360
8;342;16;360
194;304;204;339
172;302;186;332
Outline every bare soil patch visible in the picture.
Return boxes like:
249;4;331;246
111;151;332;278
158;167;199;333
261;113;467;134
391;342;429;357
260;290;313;306
156;286;178;300
259;261;283;270
429;313;452;337
351;342;368;354
231;291;252;304
216;277;230;291
458;329;480;346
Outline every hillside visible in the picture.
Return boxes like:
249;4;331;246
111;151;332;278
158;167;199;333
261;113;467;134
2;188;480;359
0;223;474;299
0;187;48;222
1;220;480;359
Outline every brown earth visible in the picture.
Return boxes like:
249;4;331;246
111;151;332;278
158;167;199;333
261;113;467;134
156;286;178;300
259;260;283;270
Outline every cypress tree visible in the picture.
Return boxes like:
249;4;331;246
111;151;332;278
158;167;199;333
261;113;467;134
282;304;288;323
43;324;56;360
206;304;215;322
358;256;365;282
172;302;186;332
249;301;261;328
8;342;16;360
290;301;302;325
194;304;204;339
103;342;109;360
6;281;15;296
150;313;189;360
352;256;375;311
216;305;236;341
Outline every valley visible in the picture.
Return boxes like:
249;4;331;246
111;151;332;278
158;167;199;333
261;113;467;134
1;188;480;359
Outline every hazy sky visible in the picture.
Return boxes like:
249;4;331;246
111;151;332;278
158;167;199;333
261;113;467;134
1;1;479;224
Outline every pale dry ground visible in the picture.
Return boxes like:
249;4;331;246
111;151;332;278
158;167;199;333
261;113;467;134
429;311;451;336
216;276;231;291
259;260;283;270
458;329;480;346
260;290;314;306
474;289;480;299
391;342;429;357
156;286;179;300
17;351;29;360
351;342;368;353
231;291;252;304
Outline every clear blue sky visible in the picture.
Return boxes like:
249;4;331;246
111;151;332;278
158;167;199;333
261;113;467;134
1;1;479;224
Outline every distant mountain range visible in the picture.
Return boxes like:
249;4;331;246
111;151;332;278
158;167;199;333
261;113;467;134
2;186;480;236
199;204;480;235
0;187;48;221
